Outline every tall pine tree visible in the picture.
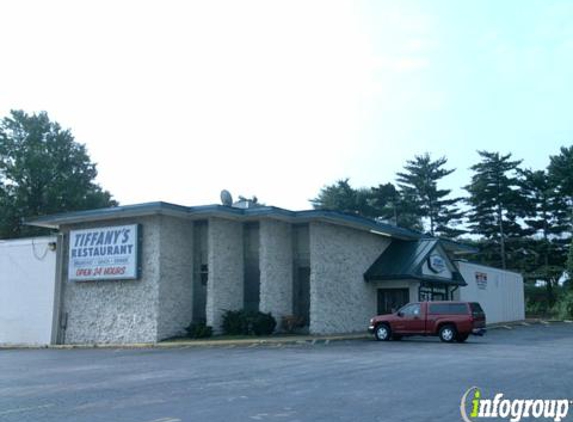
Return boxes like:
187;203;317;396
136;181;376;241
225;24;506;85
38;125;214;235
548;145;573;231
567;241;573;288
369;183;422;230
396;153;464;238
465;151;524;269
519;169;569;303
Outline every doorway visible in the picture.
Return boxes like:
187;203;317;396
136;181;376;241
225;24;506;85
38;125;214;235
377;288;409;315
293;267;310;326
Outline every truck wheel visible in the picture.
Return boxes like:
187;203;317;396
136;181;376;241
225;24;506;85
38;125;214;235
374;324;391;341
439;325;457;343
456;333;469;343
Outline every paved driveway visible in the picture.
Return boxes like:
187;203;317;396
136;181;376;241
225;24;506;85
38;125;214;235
1;323;572;422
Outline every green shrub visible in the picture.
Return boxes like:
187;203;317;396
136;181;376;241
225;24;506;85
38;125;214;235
525;299;554;318
524;284;559;317
222;310;248;335
221;309;277;336
185;320;213;339
552;291;573;320
251;312;277;336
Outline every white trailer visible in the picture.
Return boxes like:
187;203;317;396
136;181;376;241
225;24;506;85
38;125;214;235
455;261;525;324
0;236;58;346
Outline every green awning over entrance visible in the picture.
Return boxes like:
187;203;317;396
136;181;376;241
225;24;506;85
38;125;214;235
364;239;467;286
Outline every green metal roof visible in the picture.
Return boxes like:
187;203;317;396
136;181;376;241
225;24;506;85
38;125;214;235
364;239;467;286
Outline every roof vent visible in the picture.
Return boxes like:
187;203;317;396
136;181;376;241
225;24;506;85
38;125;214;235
232;196;261;209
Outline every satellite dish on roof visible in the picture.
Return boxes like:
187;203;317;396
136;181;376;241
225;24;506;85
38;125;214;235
220;190;233;206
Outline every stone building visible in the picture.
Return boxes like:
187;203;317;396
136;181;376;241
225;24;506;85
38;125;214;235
28;200;480;344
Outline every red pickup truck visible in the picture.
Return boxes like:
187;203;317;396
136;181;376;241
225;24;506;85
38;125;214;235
368;301;486;343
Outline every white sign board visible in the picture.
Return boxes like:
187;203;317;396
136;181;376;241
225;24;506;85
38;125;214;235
68;224;140;281
428;254;447;274
475;271;488;290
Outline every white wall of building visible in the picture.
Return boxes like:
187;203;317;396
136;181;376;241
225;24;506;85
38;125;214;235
455;261;525;324
0;236;57;345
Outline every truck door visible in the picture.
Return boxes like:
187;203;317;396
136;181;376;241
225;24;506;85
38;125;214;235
394;303;425;334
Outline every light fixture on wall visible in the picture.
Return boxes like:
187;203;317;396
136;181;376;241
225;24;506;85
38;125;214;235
48;242;57;251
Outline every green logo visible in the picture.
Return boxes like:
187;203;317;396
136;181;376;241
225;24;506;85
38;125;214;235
460;387;571;422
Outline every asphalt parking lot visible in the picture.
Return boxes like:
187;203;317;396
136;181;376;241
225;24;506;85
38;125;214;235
1;323;572;422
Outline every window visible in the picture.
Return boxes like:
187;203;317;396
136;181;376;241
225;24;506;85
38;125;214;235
400;303;421;316
470;303;485;318
429;303;468;315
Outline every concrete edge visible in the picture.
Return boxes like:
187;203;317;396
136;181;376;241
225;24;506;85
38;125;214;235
0;333;370;350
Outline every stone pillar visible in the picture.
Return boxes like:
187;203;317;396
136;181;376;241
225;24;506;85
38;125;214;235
156;216;194;341
259;220;293;329
206;218;244;332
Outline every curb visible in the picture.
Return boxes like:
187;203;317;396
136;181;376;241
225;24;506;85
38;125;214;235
1;333;371;351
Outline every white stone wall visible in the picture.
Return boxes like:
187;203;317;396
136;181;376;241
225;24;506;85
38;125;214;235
206;218;244;332
259;220;293;326
157;217;194;340
60;217;162;344
309;222;390;334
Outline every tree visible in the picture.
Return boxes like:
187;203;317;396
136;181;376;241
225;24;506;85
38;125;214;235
311;179;423;231
311;179;366;216
518;169;570;303
311;179;388;219
567;241;573;287
396;153;464;238
0;110;117;238
370;182;423;230
549;145;573;200
465;151;524;269
548;145;573;231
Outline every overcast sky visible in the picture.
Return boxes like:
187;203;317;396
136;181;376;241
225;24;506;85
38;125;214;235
1;0;572;210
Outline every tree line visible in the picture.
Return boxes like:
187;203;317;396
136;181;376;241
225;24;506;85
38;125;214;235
312;149;573;303
2;109;572;306
0;110;117;238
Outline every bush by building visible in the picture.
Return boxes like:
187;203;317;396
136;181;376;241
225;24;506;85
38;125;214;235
185;320;213;339
221;310;277;336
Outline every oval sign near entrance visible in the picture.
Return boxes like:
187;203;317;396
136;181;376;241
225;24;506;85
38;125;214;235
428;254;446;274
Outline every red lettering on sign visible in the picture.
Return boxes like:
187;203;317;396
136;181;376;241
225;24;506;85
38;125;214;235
103;266;126;275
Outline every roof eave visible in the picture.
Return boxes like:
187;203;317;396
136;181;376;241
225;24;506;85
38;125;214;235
24;203;423;240
365;273;467;286
24;202;192;229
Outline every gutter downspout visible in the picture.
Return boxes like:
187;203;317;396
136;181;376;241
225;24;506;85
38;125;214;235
450;285;459;301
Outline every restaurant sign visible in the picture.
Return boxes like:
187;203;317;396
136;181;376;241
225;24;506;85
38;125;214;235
68;224;141;281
